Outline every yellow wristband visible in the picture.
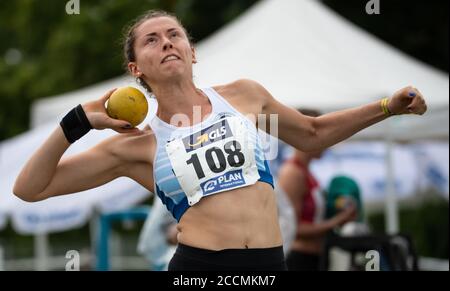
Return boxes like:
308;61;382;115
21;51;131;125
381;98;392;116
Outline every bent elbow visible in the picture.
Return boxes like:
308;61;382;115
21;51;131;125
13;191;37;203
298;126;322;152
13;184;42;203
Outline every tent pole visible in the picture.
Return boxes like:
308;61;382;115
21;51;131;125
89;210;99;270
34;232;49;270
385;119;399;234
0;245;4;271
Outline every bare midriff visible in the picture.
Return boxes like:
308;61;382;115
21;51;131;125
177;182;283;251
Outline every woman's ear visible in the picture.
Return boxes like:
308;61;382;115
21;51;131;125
128;62;142;77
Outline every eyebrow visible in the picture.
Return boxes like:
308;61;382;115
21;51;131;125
144;28;179;38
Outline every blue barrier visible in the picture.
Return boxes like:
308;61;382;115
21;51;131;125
95;206;150;271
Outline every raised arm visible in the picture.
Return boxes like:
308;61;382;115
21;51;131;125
240;80;427;152
13;89;154;202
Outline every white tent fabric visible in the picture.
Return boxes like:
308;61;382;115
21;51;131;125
1;0;448;234
310;141;449;201
260;132;449;200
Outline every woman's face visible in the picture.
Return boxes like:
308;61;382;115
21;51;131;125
129;17;196;86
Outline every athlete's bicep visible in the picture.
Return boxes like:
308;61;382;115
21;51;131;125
261;92;318;152
229;79;317;151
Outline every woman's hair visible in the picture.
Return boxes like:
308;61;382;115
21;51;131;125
122;10;192;94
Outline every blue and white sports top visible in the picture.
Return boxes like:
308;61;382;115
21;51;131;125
148;87;273;222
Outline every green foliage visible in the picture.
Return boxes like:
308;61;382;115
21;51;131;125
322;0;449;73
0;0;259;140
368;197;449;259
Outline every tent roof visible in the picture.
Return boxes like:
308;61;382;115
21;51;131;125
194;0;449;111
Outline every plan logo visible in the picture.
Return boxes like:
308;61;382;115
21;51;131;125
201;170;245;195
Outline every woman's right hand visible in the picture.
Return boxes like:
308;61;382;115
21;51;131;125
332;204;358;227
81;89;141;134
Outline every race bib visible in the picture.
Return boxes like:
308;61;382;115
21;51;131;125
166;117;260;206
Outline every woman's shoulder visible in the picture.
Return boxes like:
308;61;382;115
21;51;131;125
213;79;266;96
212;79;270;109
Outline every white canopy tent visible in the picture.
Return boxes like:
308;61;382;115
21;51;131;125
192;0;449;140
2;0;448;236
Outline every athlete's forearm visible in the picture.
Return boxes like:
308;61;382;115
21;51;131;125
307;101;387;151
13;126;70;201
296;219;336;239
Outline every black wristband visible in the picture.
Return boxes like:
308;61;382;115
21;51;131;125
60;104;93;143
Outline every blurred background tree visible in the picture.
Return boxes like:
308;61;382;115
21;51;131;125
0;0;259;140
368;194;449;259
323;0;449;73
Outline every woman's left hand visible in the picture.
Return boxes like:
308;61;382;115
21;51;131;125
387;86;428;116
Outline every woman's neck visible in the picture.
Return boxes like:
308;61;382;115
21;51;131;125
152;80;211;126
